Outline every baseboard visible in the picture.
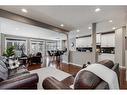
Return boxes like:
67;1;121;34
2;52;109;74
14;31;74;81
62;61;68;64
69;62;82;67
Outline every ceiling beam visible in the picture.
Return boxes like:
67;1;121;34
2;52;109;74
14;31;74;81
0;9;69;33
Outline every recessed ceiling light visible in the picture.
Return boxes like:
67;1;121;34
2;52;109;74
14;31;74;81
88;27;92;30
95;8;101;12
77;29;80;32
112;27;117;30
21;8;28;13
60;24;64;27
109;20;113;23
15;28;19;30
76;35;79;37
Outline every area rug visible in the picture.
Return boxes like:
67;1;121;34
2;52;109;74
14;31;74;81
30;67;71;89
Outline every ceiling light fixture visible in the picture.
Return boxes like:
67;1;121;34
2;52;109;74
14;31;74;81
109;20;113;23
21;8;28;13
60;24;64;27
88;27;92;30
76;29;80;32
76;35;79;37
15;28;19;30
95;8;101;12
112;27;117;30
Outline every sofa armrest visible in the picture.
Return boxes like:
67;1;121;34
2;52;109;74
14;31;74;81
112;63;120;85
42;77;71;89
0;73;39;89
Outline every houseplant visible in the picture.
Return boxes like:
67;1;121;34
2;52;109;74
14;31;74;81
3;46;20;68
3;46;15;58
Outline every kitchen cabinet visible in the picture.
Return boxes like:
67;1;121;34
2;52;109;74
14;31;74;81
76;33;115;49
76;37;92;47
101;33;115;47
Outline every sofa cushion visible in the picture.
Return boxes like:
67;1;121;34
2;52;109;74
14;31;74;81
8;67;29;79
0;56;8;69
0;60;8;81
5;58;20;70
0;60;7;70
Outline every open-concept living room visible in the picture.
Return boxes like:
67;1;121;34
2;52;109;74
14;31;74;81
0;6;127;90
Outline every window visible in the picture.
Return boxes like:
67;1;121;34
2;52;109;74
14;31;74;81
46;41;57;51
30;40;45;56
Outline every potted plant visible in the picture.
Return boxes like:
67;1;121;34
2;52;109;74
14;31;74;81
3;46;20;68
3;46;15;58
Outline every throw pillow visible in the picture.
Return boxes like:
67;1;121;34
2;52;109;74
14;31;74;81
7;59;20;70
0;60;8;80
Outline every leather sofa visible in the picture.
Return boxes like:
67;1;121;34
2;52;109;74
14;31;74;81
0;73;38;89
0;65;39;89
42;60;119;89
0;55;39;89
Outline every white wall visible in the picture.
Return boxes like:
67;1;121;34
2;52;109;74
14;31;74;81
0;17;67;40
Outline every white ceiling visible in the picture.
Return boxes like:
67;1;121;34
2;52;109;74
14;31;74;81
0;6;127;36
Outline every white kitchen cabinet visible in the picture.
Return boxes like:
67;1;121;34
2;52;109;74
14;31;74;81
76;33;115;48
76;37;92;47
101;33;115;47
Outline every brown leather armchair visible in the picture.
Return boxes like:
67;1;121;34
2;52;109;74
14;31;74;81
0;73;39;89
0;65;39;89
42;60;119;89
0;56;39;89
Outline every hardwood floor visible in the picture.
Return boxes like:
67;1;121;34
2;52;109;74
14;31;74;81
120;82;127;89
27;61;81;75
27;56;127;89
27;64;42;71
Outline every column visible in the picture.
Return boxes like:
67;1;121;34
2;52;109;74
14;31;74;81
115;26;126;87
92;23;97;62
115;26;126;66
66;33;70;63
